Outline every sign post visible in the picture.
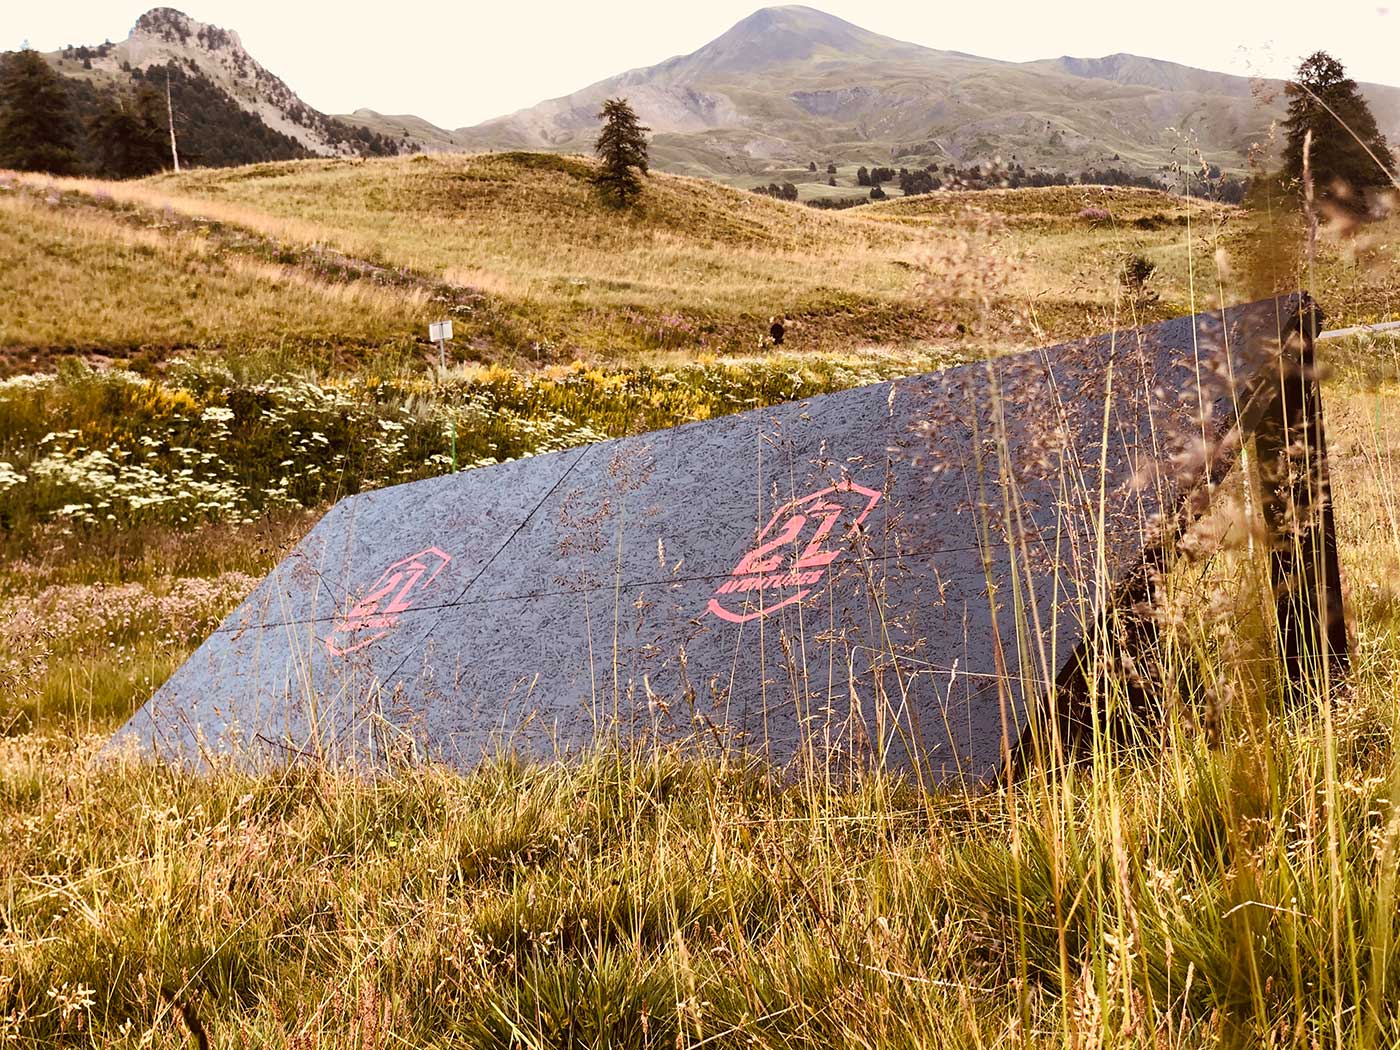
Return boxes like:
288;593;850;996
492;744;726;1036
430;320;457;470
429;319;453;369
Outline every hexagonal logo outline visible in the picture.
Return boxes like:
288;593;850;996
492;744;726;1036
707;478;882;624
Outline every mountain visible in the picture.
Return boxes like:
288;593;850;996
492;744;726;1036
41;8;408;168
453;5;1400;181
647;5;935;77
338;109;467;151
28;5;1400;183
1027;53;1258;96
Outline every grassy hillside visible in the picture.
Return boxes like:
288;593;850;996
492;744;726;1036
0;183;430;372
7;153;1250;362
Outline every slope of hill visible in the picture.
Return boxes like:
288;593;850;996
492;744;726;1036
337;108;468;152
454;5;1400;181
5;152;1250;370
11;147;1396;369
150;154;1252;347
0;175;432;370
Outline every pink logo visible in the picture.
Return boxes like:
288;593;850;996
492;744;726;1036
708;479;882;624
326;547;453;656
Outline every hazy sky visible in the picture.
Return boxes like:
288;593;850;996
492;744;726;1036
4;1;1397;129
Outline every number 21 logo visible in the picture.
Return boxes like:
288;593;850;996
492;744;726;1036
707;479;881;624
325;547;453;657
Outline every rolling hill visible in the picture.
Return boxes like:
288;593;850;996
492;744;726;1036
0;172;432;372
2;153;1254;367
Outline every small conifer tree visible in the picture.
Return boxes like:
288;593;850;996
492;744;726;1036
593;97;649;207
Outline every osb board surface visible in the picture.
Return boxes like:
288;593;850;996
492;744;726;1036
113;299;1297;781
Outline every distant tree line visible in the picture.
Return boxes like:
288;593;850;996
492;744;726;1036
59;41;115;69
749;181;799;201
752;157;1249;206
856;165;896;186
1182;164;1250;204
806;196;868;211
0;46;402;179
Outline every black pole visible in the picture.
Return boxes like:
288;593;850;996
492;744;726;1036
1251;295;1350;698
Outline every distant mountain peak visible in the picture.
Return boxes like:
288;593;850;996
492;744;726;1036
47;8;406;162
132;8;242;52
726;5;859;31
673;4;928;76
134;7;195;32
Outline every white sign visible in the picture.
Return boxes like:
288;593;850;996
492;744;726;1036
429;320;453;342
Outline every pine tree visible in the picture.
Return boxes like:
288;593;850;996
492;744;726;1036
1283;51;1394;203
593;97;649;208
0;48;80;174
87;85;168;178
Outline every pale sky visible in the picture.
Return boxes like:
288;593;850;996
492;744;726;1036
4;1;1397;130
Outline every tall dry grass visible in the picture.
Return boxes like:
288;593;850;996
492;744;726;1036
2;322;1397;1045
0;188;429;364
1;365;1397;1044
